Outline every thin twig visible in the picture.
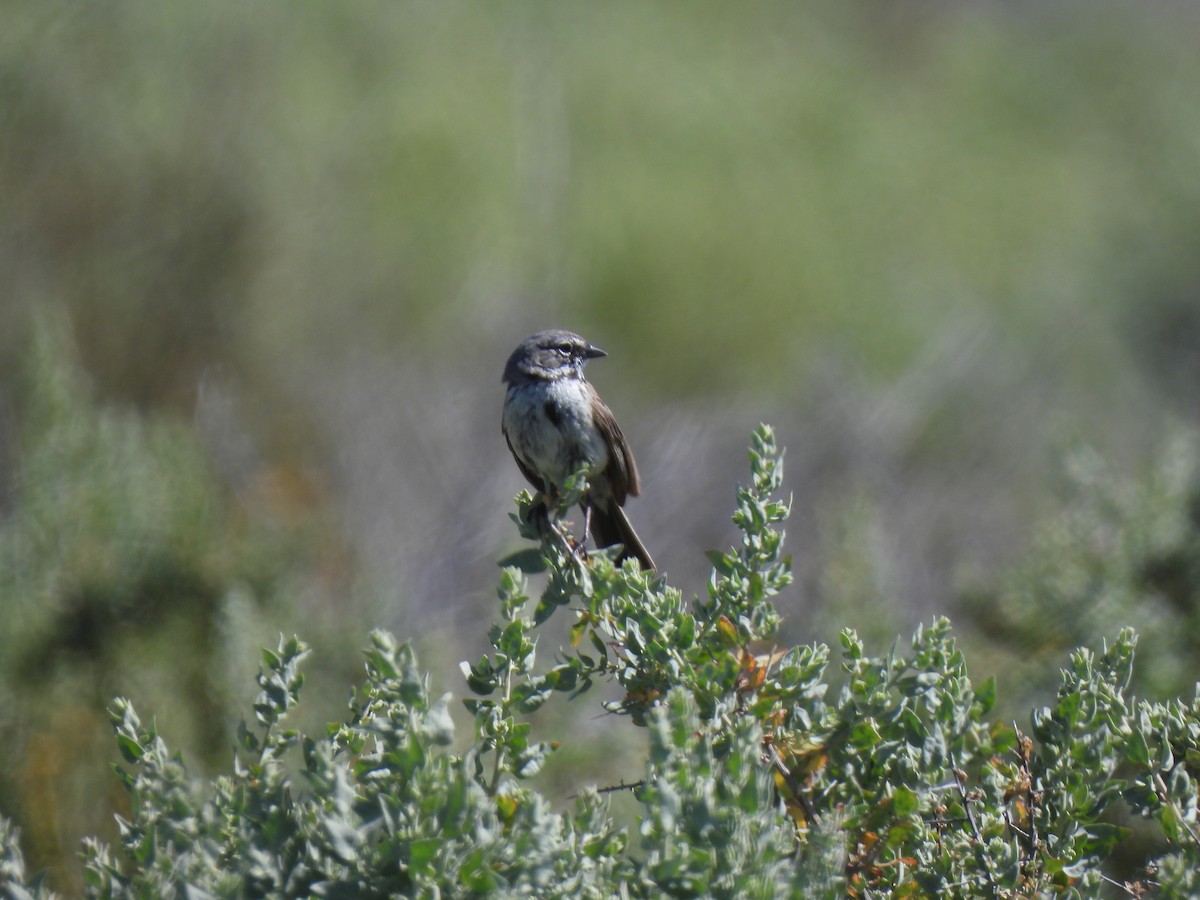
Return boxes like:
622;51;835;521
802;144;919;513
1097;871;1150;898
1017;722;1039;855
951;754;999;897
1005;818;1031;841
951;765;985;846
576;778;644;799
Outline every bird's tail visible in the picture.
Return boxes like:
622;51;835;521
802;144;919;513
589;503;655;571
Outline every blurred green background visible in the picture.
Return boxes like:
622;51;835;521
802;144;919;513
4;1;1200;891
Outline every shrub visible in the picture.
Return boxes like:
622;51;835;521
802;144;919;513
2;426;1198;897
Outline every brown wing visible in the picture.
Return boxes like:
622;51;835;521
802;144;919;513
591;395;640;504
503;426;545;493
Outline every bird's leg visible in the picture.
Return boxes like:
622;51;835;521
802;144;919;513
578;500;593;560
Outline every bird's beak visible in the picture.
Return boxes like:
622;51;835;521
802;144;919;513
585;344;607;360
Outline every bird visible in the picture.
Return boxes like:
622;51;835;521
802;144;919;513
501;329;655;570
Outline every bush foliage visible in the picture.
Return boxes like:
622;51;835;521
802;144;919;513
968;433;1200;708
3;427;1200;898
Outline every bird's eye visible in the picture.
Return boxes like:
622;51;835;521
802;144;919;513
555;344;572;355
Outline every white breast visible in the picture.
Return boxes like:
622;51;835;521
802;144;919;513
503;378;609;489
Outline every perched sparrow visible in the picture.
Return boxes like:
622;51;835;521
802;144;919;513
502;329;655;570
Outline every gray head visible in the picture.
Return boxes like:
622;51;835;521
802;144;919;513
503;329;607;384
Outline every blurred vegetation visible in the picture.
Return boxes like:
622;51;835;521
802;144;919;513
0;316;357;893
4;2;1200;397
3;0;1200;892
965;433;1200;709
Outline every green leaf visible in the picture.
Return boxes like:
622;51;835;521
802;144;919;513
988;720;1018;753
716;615;739;647
589;629;609;665
840;629;864;659
325;818;360;863
1158;738;1176;771
1162;802;1183;842
115;734;144;764
514;741;556;778
513;679;551;713
974;675;997;715
463;656;498;695
851;718;883;749
1126;730;1151;767
497;620;526;655
704;549;736;576
548;663;579;692
460;850;498;892
676;614;696;648
892;786;920;817
569;617;587;648
409;837;440;875
424;695;455;745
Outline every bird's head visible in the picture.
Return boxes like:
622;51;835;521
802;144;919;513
503;329;607;384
